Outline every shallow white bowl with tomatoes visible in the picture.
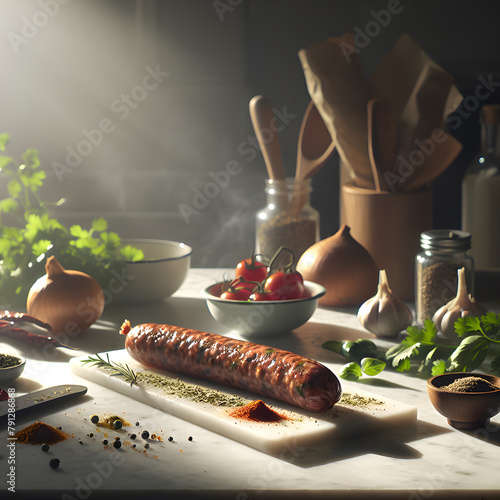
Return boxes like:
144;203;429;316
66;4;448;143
202;280;326;337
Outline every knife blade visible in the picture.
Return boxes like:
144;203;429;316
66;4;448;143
0;385;88;419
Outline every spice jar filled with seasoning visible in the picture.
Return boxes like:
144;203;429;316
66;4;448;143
415;230;474;325
256;178;319;266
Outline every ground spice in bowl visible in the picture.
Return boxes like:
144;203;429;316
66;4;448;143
228;400;289;422
14;422;69;445
441;376;500;393
0;353;23;369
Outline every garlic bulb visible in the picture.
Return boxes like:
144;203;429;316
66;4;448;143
27;256;105;335
432;267;487;341
357;269;413;338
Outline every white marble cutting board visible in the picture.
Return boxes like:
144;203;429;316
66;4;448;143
69;349;417;455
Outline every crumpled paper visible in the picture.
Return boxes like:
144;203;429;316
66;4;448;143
299;33;463;191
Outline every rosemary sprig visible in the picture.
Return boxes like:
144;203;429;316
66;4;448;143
81;353;137;386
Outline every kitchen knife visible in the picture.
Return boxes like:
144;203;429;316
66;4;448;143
0;385;87;419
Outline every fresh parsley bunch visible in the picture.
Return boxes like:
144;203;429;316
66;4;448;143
324;313;500;381
0;134;143;305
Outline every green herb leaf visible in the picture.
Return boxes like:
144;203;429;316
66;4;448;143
22;148;40;169
455;316;482;337
321;340;344;355
0;198;18;215
339;362;362;381
490;354;500;376
120;245;145;262
92;217;108;232
7;178;22;198
431;359;447;376
32;239;52;257
360;357;386;376
0;155;15;170
447;335;490;372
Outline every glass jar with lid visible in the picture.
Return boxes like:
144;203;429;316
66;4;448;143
256;178;319;267
462;104;500;270
415;230;474;325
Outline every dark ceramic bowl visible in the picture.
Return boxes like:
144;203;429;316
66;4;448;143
427;372;500;430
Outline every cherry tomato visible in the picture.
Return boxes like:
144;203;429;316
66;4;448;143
220;288;252;301
249;291;273;301
235;255;268;284
263;271;305;300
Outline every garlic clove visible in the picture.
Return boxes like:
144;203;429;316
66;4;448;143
432;267;488;341
357;269;413;338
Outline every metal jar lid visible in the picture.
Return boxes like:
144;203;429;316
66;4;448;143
420;230;471;251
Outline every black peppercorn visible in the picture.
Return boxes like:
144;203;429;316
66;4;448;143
103;440;108;445
130;434;136;440
113;440;122;449
112;419;123;430
144;443;149;449
49;458;60;469
90;415;99;424
135;422;140;426
41;443;50;452
168;436;173;442
188;436;193;441
141;430;149;440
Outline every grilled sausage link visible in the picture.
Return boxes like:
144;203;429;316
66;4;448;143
120;320;341;413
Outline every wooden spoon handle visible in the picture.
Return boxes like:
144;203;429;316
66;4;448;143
249;95;286;180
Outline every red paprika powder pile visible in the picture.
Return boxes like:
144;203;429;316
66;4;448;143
229;400;288;422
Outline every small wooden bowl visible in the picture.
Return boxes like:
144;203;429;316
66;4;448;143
427;372;500;430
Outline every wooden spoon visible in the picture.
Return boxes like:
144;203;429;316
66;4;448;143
367;98;397;192
249;95;286;182
290;101;335;213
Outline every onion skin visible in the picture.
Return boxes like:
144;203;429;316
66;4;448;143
26;256;105;335
297;224;378;307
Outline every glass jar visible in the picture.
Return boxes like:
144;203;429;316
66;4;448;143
256;178;319;266
415;230;474;325
462;104;500;270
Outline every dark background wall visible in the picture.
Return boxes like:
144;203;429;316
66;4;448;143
1;0;499;267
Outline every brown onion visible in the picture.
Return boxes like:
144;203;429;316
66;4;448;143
27;256;105;335
297;224;378;307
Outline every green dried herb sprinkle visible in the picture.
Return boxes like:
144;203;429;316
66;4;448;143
136;372;246;407
339;392;385;408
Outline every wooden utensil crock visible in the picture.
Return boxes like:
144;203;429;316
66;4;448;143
341;183;432;301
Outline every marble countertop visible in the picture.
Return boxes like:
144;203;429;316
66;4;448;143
1;268;499;500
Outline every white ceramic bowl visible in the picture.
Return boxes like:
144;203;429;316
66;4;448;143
115;239;192;304
202;281;325;337
0;355;26;383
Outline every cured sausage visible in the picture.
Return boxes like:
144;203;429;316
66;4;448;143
120;320;341;413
